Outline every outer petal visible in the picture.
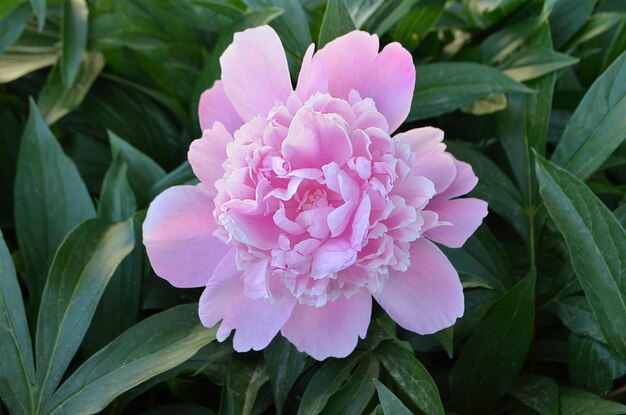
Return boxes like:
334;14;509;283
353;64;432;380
220;25;292;120
143;185;229;288
425;198;488;248
373;237;464;334
198;80;243;134
199;249;296;351
188;121;232;197
436;160;478;200
281;290;372;360
362;42;415;132
296;44;328;101
313;31;379;100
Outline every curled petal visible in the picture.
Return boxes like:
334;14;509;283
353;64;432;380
198;80;243;134
425;198;488;248
188;122;232;197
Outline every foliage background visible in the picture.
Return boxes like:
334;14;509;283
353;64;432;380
1;0;626;414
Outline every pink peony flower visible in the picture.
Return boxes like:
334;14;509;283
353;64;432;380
143;26;488;360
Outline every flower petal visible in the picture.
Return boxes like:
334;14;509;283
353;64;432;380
362;42;415;132
199;249;296;351
143;185;229;288
425;198;488;248
296;44;328;101
436;159;479;200
282;107;353;169
188;122;232;197
314;31;379;100
198;80;243;134
220;25;292;120
281;290;372;360
373;237;464;334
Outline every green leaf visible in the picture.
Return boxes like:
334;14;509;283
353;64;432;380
0;50;58;84
391;0;445;49
39;51;105;125
138;404;215;415
551;51;626;179
322;355;380;415
407;62;533;121
221;356;269;415
318;0;356;48
97;153;137;222
29;0;45;31
548;0;597;49
373;0;419;36
108;131;166;207
34;219;134;409
508;374;559;415
568;334;626;395
264;336;307;415
344;0;384;27
450;271;536;414
553;295;605;343
0;3;31;54
14;100;95;300
563;12;626;53
373;380;412;415
45;305;217;415
375;339;444;415
60;0;88;87
559;388;626;415
0;231;35;415
149;161;196;200
297;355;361;415
0;0;26;21
502;48;578;82
535;157;626;358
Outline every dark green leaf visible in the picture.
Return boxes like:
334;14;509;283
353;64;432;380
450;271;536;414
535;157;626;358
29;0;45;31
0;231;35;415
322;355;379;415
34;219;134;408
568;334;626;394
559;388;626;415
39;51;105;125
502;48;578;82
408;62;533;121
138;404;215;415
97;153;136;222
297;355;360;415
14;100;95;299
0;3;31;53
149;161;196;200
344;0;384;27
222;356;269;415
392;0;445;49
264;336;307;415
509;374;559;415
375;339;444;415
373;380;412;415
108;131;166;207
45;305;217;415
548;0;597;49
553;295;605;343
60;0;88;87
318;0;356;48
373;0;418;37
551;51;626;179
563;12;626;53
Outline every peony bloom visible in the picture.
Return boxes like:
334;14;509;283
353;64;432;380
143;26;488;360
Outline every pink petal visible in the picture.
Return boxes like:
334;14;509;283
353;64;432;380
362;42;415;132
282;107;353;169
198;80;243;134
394;127;445;155
220;25;292;120
143;185;229;288
199;249;296;351
425;198;488;248
281;290;372;360
296;44;328;101
188;122;232;197
310;238;357;279
436;160;479;200
313;31;379;100
373;237;464;334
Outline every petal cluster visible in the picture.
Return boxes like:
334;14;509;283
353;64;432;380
143;26;488;360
